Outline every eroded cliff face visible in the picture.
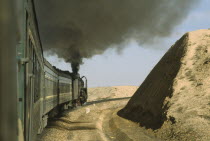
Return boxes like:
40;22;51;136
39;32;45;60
118;29;210;140
118;33;189;129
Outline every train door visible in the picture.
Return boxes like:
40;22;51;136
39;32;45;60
25;32;35;141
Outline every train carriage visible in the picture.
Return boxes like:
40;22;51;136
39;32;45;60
18;0;45;140
1;0;88;140
43;60;59;116
58;73;72;106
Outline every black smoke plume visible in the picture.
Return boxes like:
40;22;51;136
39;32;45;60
71;62;80;74
34;0;197;72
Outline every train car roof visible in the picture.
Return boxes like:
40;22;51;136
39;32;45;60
44;59;73;79
29;0;44;64
44;59;58;74
54;67;72;79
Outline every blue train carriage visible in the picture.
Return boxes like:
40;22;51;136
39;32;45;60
16;0;45;140
43;61;74;124
7;0;89;140
53;68;73;108
42;59;59;123
58;72;73;108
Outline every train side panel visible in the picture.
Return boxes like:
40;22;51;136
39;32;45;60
14;0;88;140
44;63;59;115
59;76;72;105
24;0;45;140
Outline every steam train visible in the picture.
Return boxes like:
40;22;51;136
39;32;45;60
0;0;87;141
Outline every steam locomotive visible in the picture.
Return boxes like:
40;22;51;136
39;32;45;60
0;0;87;141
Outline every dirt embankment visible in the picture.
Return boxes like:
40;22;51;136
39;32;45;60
88;86;138;102
118;29;210;140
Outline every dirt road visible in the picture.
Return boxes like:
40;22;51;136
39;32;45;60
37;86;160;141
37;89;159;141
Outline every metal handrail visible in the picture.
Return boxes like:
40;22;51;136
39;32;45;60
81;76;87;89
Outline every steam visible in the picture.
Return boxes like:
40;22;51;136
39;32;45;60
34;0;197;72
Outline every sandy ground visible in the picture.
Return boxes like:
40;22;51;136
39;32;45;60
87;86;138;102
37;100;131;141
37;86;158;141
119;29;210;141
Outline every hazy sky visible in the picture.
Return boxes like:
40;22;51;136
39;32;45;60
46;0;210;87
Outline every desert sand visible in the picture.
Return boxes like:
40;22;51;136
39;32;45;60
88;86;138;102
119;29;210;141
37;86;146;141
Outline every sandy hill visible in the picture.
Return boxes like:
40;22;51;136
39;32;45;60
118;29;210;140
88;86;138;102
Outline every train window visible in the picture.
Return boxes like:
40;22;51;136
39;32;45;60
54;81;55;94
60;83;63;93
65;85;67;92
61;84;64;93
64;84;66;93
68;84;70;93
59;83;61;93
60;83;62;93
66;84;69;93
61;85;63;93
45;78;46;87
45;78;48;94
59;83;70;93
63;85;65;93
61;84;63;93
33;48;41;103
53;81;54;95
54;81;57;95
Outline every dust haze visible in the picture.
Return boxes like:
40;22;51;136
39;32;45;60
34;0;197;70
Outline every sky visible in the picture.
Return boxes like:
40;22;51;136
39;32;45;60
46;0;210;88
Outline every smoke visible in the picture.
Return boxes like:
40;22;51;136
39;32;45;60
71;62;80;74
34;0;197;72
